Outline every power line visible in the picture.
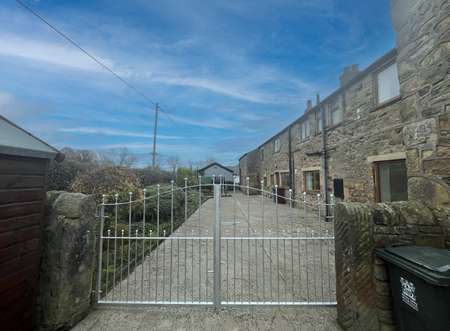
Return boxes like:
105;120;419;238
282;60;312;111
16;0;214;159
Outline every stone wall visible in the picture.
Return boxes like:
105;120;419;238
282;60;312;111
240;49;408;207
391;0;450;248
239;149;261;194
335;200;444;331
34;191;96;331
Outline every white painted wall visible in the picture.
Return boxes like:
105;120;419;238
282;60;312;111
201;165;234;182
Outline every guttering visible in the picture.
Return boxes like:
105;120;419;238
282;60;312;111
321;104;328;209
288;126;292;190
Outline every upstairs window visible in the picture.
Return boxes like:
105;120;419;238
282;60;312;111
301;119;310;139
261;149;264;160
376;62;400;105
274;138;280;152
331;100;340;125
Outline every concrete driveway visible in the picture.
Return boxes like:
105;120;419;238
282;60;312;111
72;190;341;331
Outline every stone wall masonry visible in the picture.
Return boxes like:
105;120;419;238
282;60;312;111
291;54;405;207
252;129;290;196
391;0;450;247
34;191;96;331
335;200;444;331
239;149;261;194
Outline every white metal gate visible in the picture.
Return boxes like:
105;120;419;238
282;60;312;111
94;177;337;307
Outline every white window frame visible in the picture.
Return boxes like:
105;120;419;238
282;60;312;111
301;119;310;140
330;99;340;126
375;61;400;106
274;138;280;152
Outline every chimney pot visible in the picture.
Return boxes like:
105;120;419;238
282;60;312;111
316;93;320;106
306;100;312;111
339;64;360;86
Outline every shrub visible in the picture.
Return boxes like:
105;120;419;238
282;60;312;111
131;167;175;187
48;159;87;191
71;165;143;222
176;167;198;188
143;185;184;224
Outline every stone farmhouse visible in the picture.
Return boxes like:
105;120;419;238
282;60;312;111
239;0;450;248
240;48;406;205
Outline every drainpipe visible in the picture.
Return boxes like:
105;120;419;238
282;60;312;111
321;104;328;210
288;126;292;191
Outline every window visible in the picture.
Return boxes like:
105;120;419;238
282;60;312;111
317;112;322;133
376;62;400;105
304;170;320;192
375;160;408;202
301;119;310;139
270;174;274;186
331;100;339;125
264;176;267;187
274;138;280;152
281;172;290;187
261;149;264;160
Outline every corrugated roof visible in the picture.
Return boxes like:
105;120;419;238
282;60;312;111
0;115;65;161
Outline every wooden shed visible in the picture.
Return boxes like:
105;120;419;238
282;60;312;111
0;115;64;331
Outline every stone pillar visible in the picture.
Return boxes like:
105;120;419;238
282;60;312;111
335;200;444;331
335;202;378;331
34;191;96;331
391;0;450;248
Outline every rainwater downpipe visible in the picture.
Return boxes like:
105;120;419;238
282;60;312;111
288;126;292;191
321;104;328;211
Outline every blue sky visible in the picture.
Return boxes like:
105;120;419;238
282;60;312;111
0;0;396;167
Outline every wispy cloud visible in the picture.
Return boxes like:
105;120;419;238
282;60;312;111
58;127;183;139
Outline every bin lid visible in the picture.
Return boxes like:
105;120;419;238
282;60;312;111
375;243;450;286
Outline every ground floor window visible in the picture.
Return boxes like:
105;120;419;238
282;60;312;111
281;172;290;187
375;160;408;202
304;170;320;192
270;174;274;186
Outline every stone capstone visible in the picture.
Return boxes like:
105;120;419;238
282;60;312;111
35;191;96;331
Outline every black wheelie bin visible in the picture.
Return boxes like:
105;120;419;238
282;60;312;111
375;243;450;331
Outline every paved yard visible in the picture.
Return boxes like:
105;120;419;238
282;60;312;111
72;189;341;331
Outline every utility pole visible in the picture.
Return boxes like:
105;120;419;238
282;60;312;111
151;103;159;170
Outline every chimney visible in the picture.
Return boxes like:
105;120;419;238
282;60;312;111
339;64;359;86
305;100;312;113
316;93;320;106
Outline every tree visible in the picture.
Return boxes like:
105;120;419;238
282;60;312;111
118;147;138;168
97;148;138;167
62;147;98;165
97;149;117;165
166;154;181;173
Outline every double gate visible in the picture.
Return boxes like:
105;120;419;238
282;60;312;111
94;180;336;307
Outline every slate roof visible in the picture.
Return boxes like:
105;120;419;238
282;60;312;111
0;115;65;161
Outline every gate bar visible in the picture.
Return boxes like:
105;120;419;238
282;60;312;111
213;184;221;308
95;195;105;305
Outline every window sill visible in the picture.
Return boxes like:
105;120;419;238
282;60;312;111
370;96;402;113
303;190;321;195
327;122;342;131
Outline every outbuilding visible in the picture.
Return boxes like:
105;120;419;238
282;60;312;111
197;162;236;183
0;115;64;331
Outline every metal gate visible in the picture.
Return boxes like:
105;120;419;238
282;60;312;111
94;177;336;307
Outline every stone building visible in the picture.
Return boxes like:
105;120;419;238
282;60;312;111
239;0;450;246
